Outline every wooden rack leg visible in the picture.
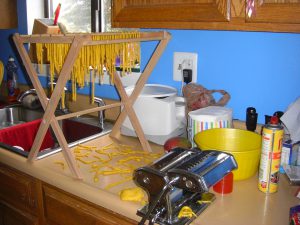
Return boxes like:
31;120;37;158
13;34;85;179
110;33;171;150
113;71;152;152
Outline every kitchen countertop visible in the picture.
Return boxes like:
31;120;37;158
0;133;299;225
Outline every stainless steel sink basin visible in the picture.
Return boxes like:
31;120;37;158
0;104;43;129
0;105;112;159
36;118;113;159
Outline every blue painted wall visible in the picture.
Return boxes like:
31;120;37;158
141;30;300;123
1;1;299;123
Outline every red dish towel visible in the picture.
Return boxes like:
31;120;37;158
0;119;55;152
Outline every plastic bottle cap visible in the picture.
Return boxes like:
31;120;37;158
246;107;256;114
270;116;279;124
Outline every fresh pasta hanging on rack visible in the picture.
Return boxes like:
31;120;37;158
35;31;141;102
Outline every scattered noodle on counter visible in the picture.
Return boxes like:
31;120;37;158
76;158;97;165
105;176;133;190
54;160;65;170
53;143;161;191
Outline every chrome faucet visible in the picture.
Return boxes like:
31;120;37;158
48;82;69;114
17;89;42;109
94;97;105;130
17;89;37;102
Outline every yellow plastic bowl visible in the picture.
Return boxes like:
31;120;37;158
194;128;262;180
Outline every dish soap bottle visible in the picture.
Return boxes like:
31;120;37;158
6;56;20;102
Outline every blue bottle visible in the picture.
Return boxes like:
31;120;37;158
6;56;19;101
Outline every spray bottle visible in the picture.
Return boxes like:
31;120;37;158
258;116;284;193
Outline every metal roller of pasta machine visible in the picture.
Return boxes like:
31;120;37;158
134;148;238;225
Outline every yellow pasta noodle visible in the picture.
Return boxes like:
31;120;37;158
37;32;140;102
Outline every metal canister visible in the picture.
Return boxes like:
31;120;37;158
258;116;284;193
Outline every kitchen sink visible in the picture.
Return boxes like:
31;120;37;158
0;104;44;129
0;105;112;159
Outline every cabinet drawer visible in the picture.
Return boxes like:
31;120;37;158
112;0;300;32
0;163;38;213
0;202;39;225
43;184;136;225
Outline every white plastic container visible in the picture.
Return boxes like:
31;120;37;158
188;106;233;146
121;84;187;145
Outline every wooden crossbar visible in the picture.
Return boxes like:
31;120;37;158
18;31;168;44
12;31;171;179
55;103;122;121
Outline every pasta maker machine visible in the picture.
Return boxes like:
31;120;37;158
134;148;238;225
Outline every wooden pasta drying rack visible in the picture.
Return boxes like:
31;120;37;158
13;31;171;179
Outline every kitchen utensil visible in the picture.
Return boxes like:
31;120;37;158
53;3;61;25
134;147;237;225
194;128;262;180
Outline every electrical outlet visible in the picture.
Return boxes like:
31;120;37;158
173;52;198;82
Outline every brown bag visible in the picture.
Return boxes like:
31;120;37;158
182;83;230;112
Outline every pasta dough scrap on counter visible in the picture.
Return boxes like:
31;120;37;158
119;187;146;204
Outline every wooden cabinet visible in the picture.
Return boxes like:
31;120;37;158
0;163;136;225
112;0;300;32
0;0;18;29
42;184;136;225
245;0;300;24
112;0;231;23
0;163;41;225
0;202;39;225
